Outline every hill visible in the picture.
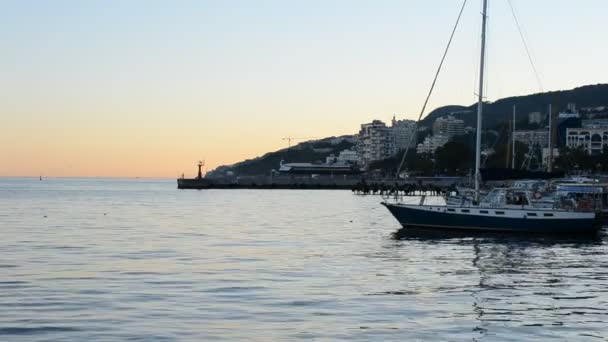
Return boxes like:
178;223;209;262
420;84;608;129
207;83;608;177
207;136;356;177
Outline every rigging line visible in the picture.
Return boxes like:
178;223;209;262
396;0;468;177
507;0;544;92
481;121;505;167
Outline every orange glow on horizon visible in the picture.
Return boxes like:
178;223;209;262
2;1;607;178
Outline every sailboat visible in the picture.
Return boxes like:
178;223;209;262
382;0;600;235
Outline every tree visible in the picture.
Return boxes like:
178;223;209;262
600;145;608;172
434;141;473;175
554;146;595;172
414;155;435;176
485;142;529;169
369;149;437;176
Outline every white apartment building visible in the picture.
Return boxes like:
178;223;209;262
358;120;396;165
566;128;608;155
414;115;465;154
416;134;449;154
558;103;580;119
582;119;608;129
339;149;361;164
558;112;580;119
391;116;417;151
432;115;465;138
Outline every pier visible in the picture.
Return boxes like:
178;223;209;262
177;174;464;192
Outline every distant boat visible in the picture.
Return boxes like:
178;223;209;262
382;0;600;235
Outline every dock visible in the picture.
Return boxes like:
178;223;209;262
177;174;465;191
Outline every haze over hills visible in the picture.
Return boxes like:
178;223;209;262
208;83;608;177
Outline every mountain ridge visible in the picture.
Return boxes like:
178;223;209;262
420;83;608;129
209;83;608;176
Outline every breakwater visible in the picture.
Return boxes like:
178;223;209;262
177;175;465;190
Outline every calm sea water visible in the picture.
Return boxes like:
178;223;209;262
1;178;607;341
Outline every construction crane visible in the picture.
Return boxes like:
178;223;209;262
281;136;320;148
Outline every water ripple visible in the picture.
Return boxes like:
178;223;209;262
0;326;79;335
1;178;607;341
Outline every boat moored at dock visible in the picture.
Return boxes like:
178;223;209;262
381;0;603;235
383;188;601;235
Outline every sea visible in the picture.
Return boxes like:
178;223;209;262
1;177;607;341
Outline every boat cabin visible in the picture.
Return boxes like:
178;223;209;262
511;180;548;193
556;183;606;211
480;188;534;208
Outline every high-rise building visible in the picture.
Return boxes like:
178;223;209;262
391;115;417;151
358;120;396;166
415;115;465;154
416;135;449;154
432;115;465;138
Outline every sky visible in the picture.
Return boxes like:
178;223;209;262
1;0;607;178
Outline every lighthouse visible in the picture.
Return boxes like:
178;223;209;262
197;161;204;179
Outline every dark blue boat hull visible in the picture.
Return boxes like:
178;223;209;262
382;203;601;235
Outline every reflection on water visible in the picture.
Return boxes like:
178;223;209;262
392;228;608;340
0;178;607;341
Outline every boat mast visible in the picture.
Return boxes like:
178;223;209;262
475;0;488;202
512;105;516;169
548;103;553;172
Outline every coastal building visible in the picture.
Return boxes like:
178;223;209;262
358;120;396;165
582;119;608;129
558;112;580;119
325;149;361;166
580;105;608;119
565;106;608;154
581;105;608;114
566;127;608;155
391;116;417;151
557;103;580;120
416;134;449;154
567;103;577;113
415;115;465;154
432;115;465;138
528;112;542;125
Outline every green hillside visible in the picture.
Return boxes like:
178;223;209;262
207;137;355;177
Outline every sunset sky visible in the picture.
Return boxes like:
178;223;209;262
2;0;607;178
